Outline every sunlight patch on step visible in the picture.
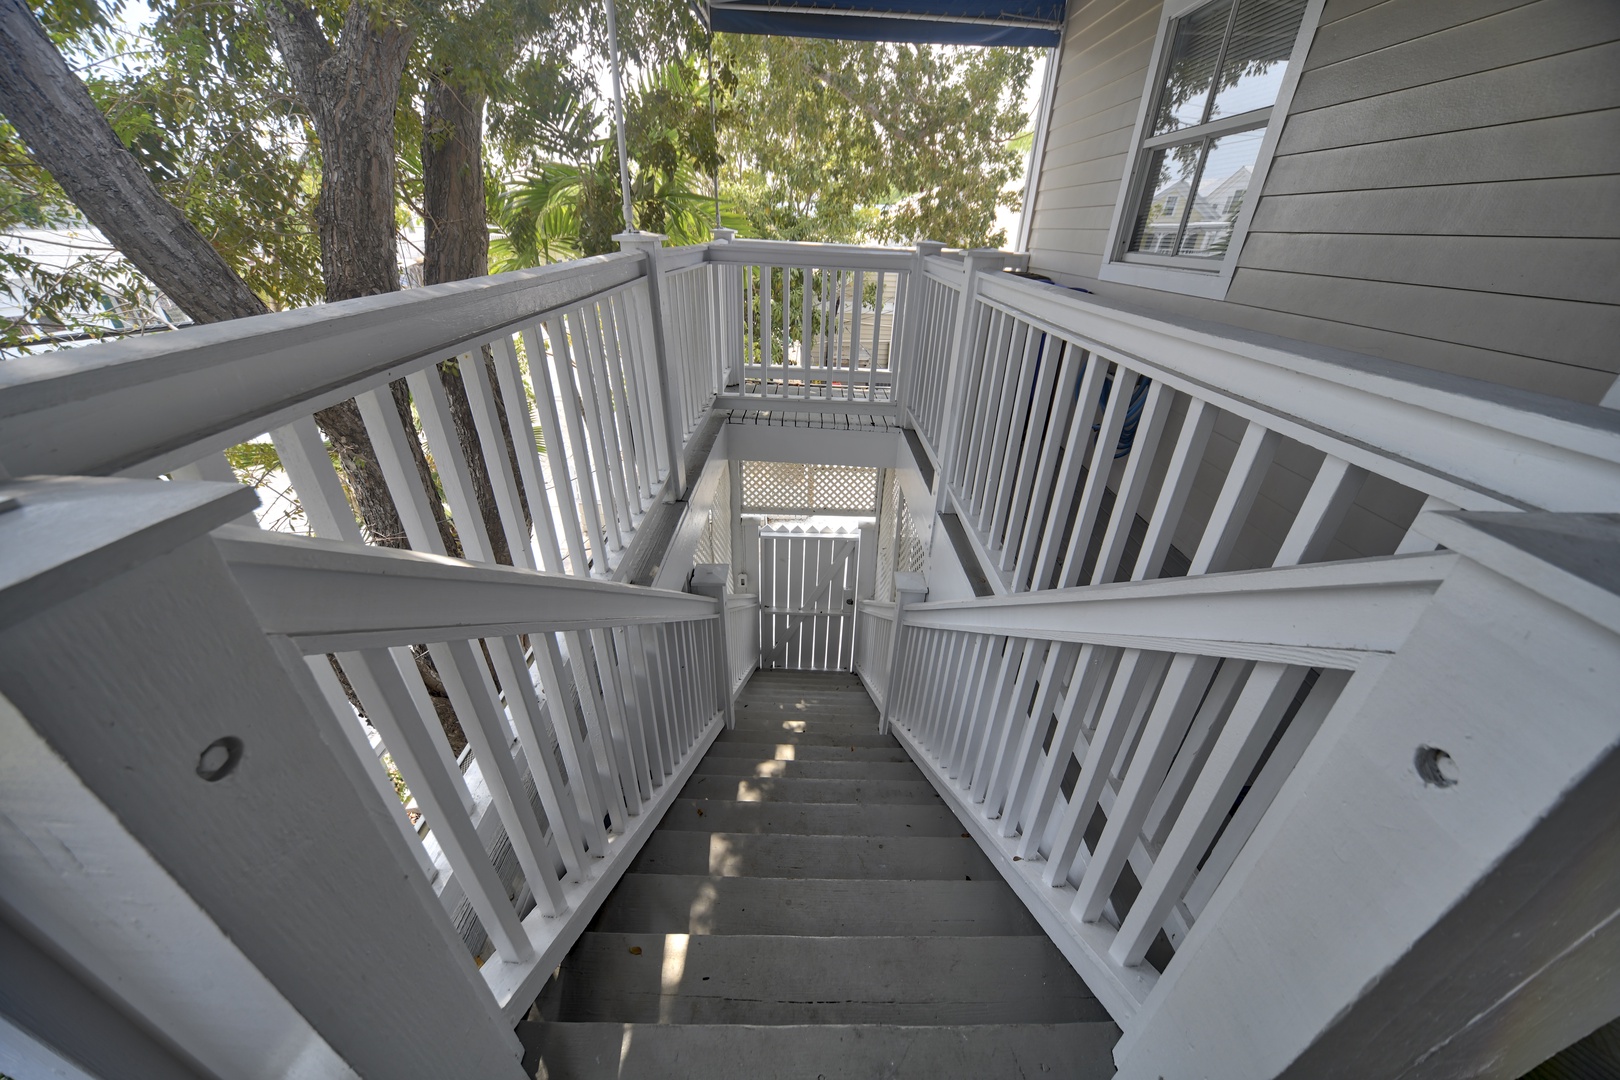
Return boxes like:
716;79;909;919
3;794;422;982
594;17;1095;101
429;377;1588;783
770;745;796;760
779;720;808;732
708;834;745;876
751;760;788;777
658;934;690;1024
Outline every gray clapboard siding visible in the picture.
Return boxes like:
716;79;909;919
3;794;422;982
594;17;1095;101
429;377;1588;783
1291;0;1607;112
1026;0;1620;403
1262;112;1620;196
1281;42;1620;154
1305;0;1541;70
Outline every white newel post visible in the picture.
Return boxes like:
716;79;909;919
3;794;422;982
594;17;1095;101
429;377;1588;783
711;227;738;390
1114;512;1620;1080
690;563;736;728
878;570;929;734
937;249;1015;486
618;231;688;501
856;520;879;602
0;476;526;1080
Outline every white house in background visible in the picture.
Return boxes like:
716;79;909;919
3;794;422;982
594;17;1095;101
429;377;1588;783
1;0;1618;1079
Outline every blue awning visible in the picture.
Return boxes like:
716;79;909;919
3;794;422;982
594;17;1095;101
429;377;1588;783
703;0;1063;46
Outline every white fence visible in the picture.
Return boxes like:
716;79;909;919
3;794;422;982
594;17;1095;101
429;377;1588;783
758;527;860;672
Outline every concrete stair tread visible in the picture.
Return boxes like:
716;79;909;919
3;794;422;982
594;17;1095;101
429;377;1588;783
662;799;968;837
519;1021;1120;1079
627;832;998;880
552;933;1107;1025
679;773;941;805
590;874;1043;936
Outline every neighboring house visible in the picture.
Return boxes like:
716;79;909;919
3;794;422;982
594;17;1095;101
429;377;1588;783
1;2;1618;1080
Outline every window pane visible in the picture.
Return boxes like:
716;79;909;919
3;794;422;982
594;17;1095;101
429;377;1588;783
1175;127;1264;258
1127;141;1206;255
1151;0;1233;136
1209;0;1309;121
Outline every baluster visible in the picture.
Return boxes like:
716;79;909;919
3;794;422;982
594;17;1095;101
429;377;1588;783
601;296;654;509
429;639;567;915
530;633;610;855
565;308;626;555
967;637;1026;800
1089;381;1174;585
995;641;1080;838
487;636;586;878
270;416;364;544
622;291;672;482
1000;331;1062;571
955;306;1004;493
986;321;1042;548
976;638;1041;808
1072;652;1222;923
1111;662;1308;966
974;314;1029;528
1030;346;1108;591
1057;359;1142;588
580;302;637;535
1041;649;1166;881
303;656;436;878
354;387;447;554
407;362;496;561
564;630;629;831
340;648;534;962
1131;397;1218;581
492;334;566;573
1013;340;1082;588
523;325;591;576
547;314;614;566
1142;659;1250;848
1187;420;1282;576
458;340;538;570
1182;668;1352;917
1274;454;1367;567
590;627;645;814
946;635;995;779
1016;644;1113;858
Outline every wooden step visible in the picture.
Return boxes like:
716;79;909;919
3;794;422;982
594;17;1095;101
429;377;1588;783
661;799;967;837
627;832;998;880
679;773;940;805
701;742;910;763
590;875;1042;937
552;933;1107;1025
695;756;922;781
713;728;897;748
519;1021;1120;1079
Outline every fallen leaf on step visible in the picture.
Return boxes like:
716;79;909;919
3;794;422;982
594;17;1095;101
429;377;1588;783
1013;856;1022;861
961;833;971;839
628;946;642;955
696;807;705;816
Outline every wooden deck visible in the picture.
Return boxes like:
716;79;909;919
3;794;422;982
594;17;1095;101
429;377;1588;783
520;670;1120;1079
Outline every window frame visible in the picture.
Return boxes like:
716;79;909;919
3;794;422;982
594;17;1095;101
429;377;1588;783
1098;0;1326;300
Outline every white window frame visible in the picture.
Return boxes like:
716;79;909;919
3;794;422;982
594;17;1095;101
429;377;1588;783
1098;0;1326;300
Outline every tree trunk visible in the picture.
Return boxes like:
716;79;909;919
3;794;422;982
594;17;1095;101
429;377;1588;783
422;74;532;566
269;0;460;558
0;0;267;322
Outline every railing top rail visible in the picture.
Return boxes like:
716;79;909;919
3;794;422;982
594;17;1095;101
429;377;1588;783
973;272;1620;514
706;238;915;271
217;526;718;653
0;253;646;478
904;552;1455;667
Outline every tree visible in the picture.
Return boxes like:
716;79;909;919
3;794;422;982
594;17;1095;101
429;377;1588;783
717;37;1035;248
0;0;269;323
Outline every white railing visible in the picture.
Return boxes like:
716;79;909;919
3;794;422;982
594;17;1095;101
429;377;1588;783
885;551;1452;1018
216;526;728;1022
726;592;760;695
708;239;913;404
852;600;896;707
905;257;1620;599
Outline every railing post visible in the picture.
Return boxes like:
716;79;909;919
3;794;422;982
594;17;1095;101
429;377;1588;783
690;562;736;728
938;249;1015;489
711;227;738;390
618;231;688;501
0;476;525;1078
878;570;928;734
856;520;879;601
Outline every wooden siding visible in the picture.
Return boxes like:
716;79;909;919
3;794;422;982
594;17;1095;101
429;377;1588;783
1025;0;1620;403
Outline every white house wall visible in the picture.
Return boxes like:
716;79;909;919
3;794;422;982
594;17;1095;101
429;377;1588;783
1025;0;1620;405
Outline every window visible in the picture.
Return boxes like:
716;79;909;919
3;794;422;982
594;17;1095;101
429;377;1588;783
1100;0;1320;298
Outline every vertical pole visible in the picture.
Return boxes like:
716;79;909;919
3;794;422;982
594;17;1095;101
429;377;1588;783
879;570;928;735
689;564;736;727
603;0;635;234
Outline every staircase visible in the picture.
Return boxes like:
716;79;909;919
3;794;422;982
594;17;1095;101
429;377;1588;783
519;670;1120;1078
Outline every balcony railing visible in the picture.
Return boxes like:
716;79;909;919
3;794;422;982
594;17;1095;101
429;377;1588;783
3;234;1620;1079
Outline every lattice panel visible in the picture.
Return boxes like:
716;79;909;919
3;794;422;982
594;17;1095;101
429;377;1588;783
741;461;879;515
693;463;733;578
896;484;925;574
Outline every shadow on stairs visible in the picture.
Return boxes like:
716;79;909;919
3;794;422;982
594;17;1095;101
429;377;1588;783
519;671;1121;1079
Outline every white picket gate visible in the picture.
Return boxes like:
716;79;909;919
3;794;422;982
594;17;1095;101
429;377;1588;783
758;529;860;671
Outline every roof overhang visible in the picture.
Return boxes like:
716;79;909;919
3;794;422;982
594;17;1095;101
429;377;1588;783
702;0;1064;46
